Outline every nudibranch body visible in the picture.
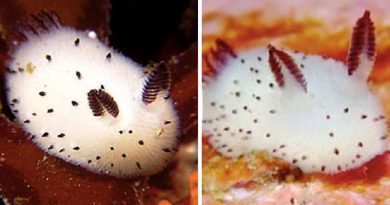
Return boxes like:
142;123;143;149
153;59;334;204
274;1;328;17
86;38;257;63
6;12;179;178
203;11;388;173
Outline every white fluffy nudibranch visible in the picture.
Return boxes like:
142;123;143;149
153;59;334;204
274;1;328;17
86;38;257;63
6;12;179;178
203;11;388;174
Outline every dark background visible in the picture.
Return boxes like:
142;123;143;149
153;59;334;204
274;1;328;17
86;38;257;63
109;0;197;64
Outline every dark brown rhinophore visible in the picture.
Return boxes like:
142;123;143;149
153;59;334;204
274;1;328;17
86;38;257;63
268;44;307;92
347;11;375;76
88;89;119;117
142;62;171;104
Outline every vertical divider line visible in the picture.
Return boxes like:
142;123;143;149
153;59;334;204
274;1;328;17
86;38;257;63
198;0;203;204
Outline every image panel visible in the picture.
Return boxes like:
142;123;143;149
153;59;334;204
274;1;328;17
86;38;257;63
0;0;198;204
202;1;390;204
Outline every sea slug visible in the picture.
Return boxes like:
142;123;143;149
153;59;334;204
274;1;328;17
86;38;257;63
6;11;179;178
203;11;388;173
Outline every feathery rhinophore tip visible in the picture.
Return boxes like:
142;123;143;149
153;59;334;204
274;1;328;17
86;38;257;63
142;62;171;104
268;45;307;92
347;10;375;76
204;39;237;75
88;89;119;118
18;11;61;39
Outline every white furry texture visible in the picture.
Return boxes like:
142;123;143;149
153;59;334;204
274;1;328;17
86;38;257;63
6;27;179;178
203;47;388;173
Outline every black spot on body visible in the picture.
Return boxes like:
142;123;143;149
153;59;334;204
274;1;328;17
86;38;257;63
334;148;339;155
76;71;82;79
96;156;101;160
42;132;49;137
71;101;79;106
356;154;361;159
119;130;123;134
122;153;126;158
59;148;65;153
106;52;112;60
73;146;80;150
110;147;114;150
136;162;142;169
47;108;54;113
57;133;65;138
164;120;171;125
128;130;133;134
138;140;144;145
24;120;30;124
162;148;171;153
39;91;46;96
48;145;54;150
45;55;52;61
74;38;80;46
